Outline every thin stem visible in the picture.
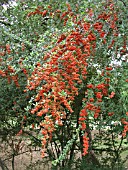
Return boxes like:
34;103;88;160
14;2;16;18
12;154;15;170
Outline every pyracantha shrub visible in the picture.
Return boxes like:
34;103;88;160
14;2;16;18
0;0;127;168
